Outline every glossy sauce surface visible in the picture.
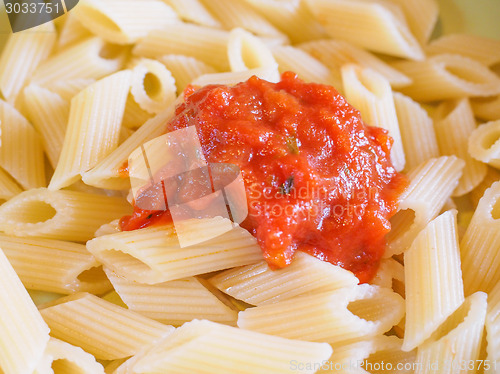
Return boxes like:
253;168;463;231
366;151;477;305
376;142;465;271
120;72;407;282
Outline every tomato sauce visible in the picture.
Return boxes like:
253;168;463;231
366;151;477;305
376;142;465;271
120;72;407;282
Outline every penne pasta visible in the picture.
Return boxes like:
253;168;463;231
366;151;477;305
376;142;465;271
49;70;132;190
56;14;93;51
0;167;22;204
0;234;111;295
31;37;127;87
242;0;327;43
392;54;500;101
238;284;404;345
321;335;416;373
82;103;176;190
0;188;131;242
129;58;177;114
468;119;500;169
190;67;281;86
388;0;438;44
402;210;464;352
22;84;69;168
0;99;45;190
485;282;500;372
161;0;221;27
39;292;175;360
201;0;288;42
426;33;500;67
133;22;230;70
105;269;237;326
306;0;424;60
87;218;263;284
460;181;500;296
384;156;464;257
72;0;178;44
393;92;439;172
34;338;105;374
434;99;487;196
0;248;50;374
0;22;56;103
415;292;487;374
470;95;500;122
116;319;333;374
210;251;359;306
227;28;278;73
299;39;411;88
272;45;338;87
341;64;405;171
159;54;217;94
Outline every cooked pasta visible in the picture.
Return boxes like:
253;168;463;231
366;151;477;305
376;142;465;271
104;268;237;326
0;188;131;242
0;234;111;295
0;248;50;374
434;99;487;196
468;119;500;169
72;0;178;44
403;210;464;352
49;70;133;190
87;218;263;284
39;292;175;360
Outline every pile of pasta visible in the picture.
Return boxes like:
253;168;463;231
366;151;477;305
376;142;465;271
0;0;500;373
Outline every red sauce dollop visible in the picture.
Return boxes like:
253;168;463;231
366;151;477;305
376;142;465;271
120;72;407;282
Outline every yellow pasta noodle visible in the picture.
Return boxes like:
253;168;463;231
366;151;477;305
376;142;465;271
0;99;45;189
82;104;176;190
0;188;131;242
384;156;464;257
105;269;237;326
299;39;411;88
49;70;132;190
87;218;263;284
0;21;56;103
393;54;500;101
116;319;333;374
415;292;487;374
388;0;438;44
22;84;69;168
485;282;500;371
39;292;175;360
272;45;337;87
159;54;217;94
426;33;500;67
190;67;281;86
31;37;127;87
403;210;464;352
306;0;424;60
162;0;221;27
237;284;404;345
434;98;487;196
0;248;50;374
393;92;439;172
0;234;111;295
129;58;177;114
227;28;278;74
201;0;288;42
72;0;178;44
471;95;500;122
133;22;230;70
210;251;358;306
468;119;500;169
56;14;93;51
460;181;500;295
242;0;326;43
0;167;22;204
34;338;105;374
